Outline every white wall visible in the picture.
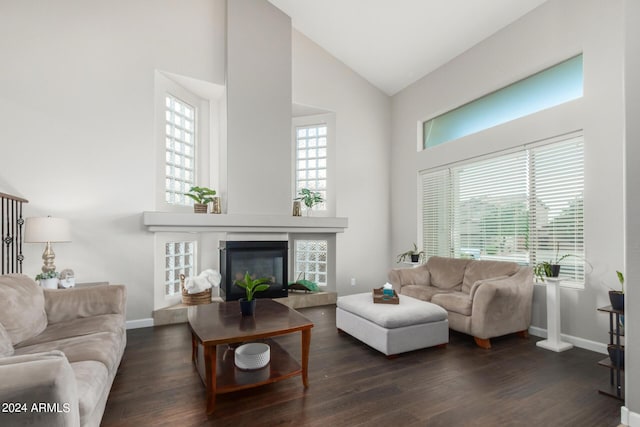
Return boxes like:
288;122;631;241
624;0;640;419
292;31;391;295
390;0;625;345
226;0;292;215
0;0;226;321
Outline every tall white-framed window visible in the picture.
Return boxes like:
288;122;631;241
154;233;199;308
292;113;335;216
164;240;196;297
420;133;585;285
165;94;196;206
294;239;328;287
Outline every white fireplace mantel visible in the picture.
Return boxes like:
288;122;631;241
142;212;348;234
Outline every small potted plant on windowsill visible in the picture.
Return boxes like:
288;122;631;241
397;243;425;264
294;188;324;216
186;186;216;213
234;272;271;316
35;271;59;289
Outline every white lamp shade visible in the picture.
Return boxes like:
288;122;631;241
24;217;71;243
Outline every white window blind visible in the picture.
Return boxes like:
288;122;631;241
529;138;585;282
453;152;529;264
421;135;585;282
422;169;451;258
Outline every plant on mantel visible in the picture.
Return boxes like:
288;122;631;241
185;186;216;214
294;188;324;215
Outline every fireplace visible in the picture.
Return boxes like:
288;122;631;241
219;241;288;301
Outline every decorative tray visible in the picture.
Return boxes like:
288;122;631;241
372;287;399;304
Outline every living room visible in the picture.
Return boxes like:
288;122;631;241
1;0;639;426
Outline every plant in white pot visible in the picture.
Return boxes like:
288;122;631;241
35;271;59;289
294;188;324;216
234;272;271;316
186;186;216;213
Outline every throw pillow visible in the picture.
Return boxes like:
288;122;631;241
0;274;47;345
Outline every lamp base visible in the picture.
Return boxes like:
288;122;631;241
42;242;57;273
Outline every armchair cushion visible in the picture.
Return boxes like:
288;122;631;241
462;260;520;294
0;323;14;357
0;274;47;345
44;285;126;324
431;291;472;316
426;256;471;289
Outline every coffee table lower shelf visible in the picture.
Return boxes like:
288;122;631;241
195;338;302;394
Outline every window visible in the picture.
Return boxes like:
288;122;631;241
423;55;583;148
421;135;585;283
295;124;328;211
294;239;328;287
164;241;196;297
165;94;196;206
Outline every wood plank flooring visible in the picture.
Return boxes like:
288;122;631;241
103;305;622;427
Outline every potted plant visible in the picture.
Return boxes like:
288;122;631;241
234;272;271;316
185;186;217;213
533;243;573;281
608;270;624;311
294;188;324;216
35;271;59;289
397;243;424;263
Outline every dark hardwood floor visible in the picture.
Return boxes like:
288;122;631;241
103;305;622;427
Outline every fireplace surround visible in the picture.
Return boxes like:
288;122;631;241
219;240;288;301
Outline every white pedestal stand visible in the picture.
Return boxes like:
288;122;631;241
536;278;573;352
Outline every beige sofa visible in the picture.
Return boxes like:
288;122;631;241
0;274;126;427
388;256;533;349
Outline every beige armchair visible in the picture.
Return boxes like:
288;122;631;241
388;256;534;348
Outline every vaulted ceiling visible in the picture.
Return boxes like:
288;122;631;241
269;0;549;95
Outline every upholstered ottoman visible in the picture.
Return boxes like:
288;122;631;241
336;292;448;356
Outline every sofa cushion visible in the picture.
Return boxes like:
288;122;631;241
14;331;125;374
426;257;471;290
461;260;520;293
432;292;473;316
17;314;125;348
0;323;14;357
337;292;447;329
400;285;451;302
0;274;47;345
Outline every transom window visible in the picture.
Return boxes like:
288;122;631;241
294;240;328;287
421;135;585;284
296;124;327;210
165;94;196;206
164;241;196;297
423;54;583;149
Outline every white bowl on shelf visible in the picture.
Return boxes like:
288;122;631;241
234;342;270;370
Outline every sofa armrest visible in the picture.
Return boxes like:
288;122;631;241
469;268;534;339
0;351;80;427
44;284;126;325
388;264;431;293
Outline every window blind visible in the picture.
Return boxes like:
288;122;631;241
420;135;585;282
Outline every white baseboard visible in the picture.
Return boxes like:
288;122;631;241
126;318;154;329
528;326;607;354
621;406;640;426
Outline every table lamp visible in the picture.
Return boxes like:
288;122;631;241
24;216;71;273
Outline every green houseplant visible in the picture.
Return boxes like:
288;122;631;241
234;272;271;316
35;271;59;289
185;186;216;213
608;270;624;311
294;188;324;216
533;243;573;281
397;243;424;263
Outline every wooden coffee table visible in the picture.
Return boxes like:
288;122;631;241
187;299;314;414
